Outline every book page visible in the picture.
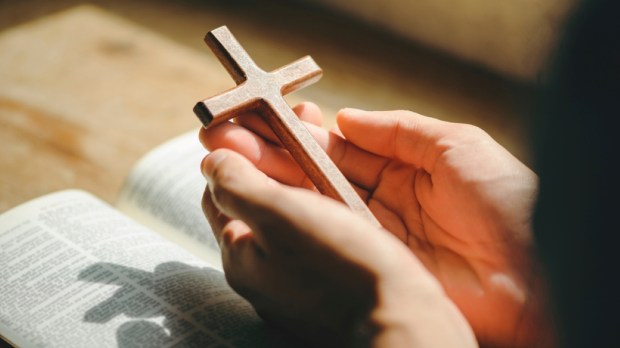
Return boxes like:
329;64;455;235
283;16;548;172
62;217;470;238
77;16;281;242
116;130;222;269
0;190;279;348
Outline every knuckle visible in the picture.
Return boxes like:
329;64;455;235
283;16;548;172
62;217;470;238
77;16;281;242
439;123;493;149
211;182;231;207
223;268;245;292
456;123;488;138
222;256;255;300
221;244;241;285
211;162;236;188
210;169;243;209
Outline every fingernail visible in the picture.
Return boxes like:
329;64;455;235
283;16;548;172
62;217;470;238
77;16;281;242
202;150;229;180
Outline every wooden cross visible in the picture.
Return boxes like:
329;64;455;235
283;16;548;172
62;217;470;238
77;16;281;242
194;26;380;227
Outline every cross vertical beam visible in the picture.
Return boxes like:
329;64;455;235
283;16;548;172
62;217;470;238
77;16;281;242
194;26;380;227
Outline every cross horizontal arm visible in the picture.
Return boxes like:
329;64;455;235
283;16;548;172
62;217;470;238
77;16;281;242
205;26;261;84
273;56;323;95
194;86;259;127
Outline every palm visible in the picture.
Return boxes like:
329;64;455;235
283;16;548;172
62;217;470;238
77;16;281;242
365;138;537;344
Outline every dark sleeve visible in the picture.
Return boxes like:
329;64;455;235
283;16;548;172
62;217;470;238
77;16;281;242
533;0;620;347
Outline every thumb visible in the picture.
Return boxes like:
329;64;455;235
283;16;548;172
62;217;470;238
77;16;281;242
201;148;366;245
201;149;413;268
201;149;277;228
337;108;457;173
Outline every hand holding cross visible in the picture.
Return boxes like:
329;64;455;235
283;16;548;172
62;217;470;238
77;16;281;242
194;26;380;227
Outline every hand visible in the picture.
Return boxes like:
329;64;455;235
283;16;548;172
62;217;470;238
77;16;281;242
201;149;477;347
200;103;547;347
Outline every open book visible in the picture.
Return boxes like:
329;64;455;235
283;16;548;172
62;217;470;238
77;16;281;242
0;131;287;347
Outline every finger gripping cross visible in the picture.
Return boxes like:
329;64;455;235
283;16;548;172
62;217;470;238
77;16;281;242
194;26;380;227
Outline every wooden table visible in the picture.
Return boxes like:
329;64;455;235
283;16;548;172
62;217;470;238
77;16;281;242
0;6;255;212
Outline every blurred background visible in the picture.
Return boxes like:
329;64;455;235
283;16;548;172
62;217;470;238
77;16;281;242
0;0;577;211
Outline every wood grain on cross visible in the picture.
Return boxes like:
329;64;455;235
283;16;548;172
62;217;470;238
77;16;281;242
193;26;380;227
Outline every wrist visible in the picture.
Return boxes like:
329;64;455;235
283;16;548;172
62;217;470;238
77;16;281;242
360;256;478;348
